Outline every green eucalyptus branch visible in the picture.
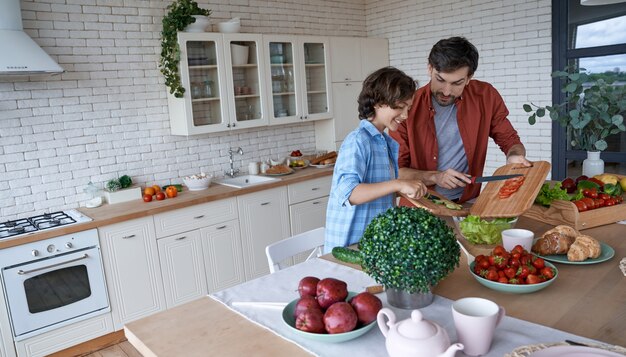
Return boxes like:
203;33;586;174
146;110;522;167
160;0;211;98
523;66;626;152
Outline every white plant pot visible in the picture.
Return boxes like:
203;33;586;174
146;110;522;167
104;186;142;204
184;15;210;32
230;44;249;65
582;151;604;177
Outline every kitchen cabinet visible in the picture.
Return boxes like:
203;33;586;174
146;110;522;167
201;219;246;292
0;281;15;357
168;33;268;135
315;37;389;150
153;198;239;305
263;36;333;125
98;217;166;330
157;230;207;308
287;176;331;265
238;187;290;279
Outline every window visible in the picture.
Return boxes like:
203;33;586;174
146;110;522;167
552;0;626;179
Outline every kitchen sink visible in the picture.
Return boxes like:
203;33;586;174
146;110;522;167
215;175;280;189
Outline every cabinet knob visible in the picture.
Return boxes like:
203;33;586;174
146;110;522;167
227;123;231;128
345;77;350;81
232;123;236;127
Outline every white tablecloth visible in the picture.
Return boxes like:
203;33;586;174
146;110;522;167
211;258;606;357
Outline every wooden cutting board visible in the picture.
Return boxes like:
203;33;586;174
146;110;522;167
469;161;551;218
400;190;469;217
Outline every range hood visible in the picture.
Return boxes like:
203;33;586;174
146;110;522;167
0;0;64;75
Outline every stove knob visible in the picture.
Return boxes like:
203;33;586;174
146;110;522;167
65;242;73;249
47;244;56;253
31;250;39;257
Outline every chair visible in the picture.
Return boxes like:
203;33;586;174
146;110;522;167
265;227;325;273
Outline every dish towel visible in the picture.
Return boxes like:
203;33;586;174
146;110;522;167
210;258;613;357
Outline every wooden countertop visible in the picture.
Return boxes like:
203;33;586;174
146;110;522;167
324;216;626;347
0;168;333;250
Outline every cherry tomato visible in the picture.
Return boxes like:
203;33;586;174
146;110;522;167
155;191;166;200
143;194;153;202
599;193;610;200
581;197;595;210
594;198;605;208
588;187;598;199
573;200;587;212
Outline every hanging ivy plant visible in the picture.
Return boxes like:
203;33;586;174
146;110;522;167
160;0;211;98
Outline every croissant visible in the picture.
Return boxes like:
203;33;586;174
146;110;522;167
531;225;578;255
567;235;601;262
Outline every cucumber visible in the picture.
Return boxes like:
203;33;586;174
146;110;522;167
331;247;362;265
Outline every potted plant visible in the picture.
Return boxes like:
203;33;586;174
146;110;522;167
104;175;141;204
358;206;460;309
159;0;211;98
523;66;626;176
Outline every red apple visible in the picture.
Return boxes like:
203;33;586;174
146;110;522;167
298;276;320;298
295;308;326;333
349;292;382;325
323;302;357;334
316;278;348;309
293;296;322;318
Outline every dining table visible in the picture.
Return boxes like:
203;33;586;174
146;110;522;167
123;216;626;356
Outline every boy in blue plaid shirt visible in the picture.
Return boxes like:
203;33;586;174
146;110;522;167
324;67;427;253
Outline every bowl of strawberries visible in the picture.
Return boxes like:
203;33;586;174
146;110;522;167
469;244;558;294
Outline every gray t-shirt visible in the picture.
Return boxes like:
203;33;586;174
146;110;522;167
432;97;468;200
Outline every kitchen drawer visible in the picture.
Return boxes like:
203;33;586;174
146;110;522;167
153;198;238;238
287;176;331;204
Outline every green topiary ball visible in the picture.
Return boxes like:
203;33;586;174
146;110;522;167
358;206;460;294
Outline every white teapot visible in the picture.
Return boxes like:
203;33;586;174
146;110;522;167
377;308;464;357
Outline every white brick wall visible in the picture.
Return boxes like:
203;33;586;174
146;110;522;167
0;0;553;220
365;0;553;175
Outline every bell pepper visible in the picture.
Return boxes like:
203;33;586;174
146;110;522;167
603;183;623;197
593;174;619;186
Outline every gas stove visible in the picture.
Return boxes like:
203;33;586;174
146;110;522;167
0;209;92;239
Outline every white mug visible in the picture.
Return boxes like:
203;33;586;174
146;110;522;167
501;228;534;252
452;297;505;356
248;162;259;175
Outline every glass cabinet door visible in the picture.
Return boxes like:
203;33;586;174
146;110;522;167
264;37;301;124
224;34;268;129
300;38;332;120
185;39;226;129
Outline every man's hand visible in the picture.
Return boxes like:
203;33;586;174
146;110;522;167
506;144;532;167
432;168;471;189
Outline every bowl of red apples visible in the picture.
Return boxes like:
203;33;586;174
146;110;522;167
282;276;382;343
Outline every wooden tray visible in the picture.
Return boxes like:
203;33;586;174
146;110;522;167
523;178;626;230
469;161;551;218
400;190;469;217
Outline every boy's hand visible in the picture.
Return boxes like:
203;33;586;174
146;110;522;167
398;179;427;199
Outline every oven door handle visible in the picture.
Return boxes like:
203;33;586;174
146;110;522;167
17;253;89;275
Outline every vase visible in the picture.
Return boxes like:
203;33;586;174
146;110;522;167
582;151;604;177
385;287;434;309
184;15;210;32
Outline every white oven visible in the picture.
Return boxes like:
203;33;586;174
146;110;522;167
0;229;110;341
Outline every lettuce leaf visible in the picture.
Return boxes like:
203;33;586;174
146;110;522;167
458;215;516;245
534;182;572;207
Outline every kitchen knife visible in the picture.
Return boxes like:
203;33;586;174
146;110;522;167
470;174;523;184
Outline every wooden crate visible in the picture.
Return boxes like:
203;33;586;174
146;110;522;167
523;193;626;230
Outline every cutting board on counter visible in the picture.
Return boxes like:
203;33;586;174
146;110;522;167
400;190;469;217
469;161;551;218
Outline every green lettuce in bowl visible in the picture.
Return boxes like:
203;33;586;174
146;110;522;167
453;215;517;245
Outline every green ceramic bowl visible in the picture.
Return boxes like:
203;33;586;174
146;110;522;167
469;261;558;293
282;292;377;343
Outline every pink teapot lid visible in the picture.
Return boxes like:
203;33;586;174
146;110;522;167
397;310;437;339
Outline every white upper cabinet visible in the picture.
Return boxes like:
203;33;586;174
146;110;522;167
168;33;268;135
263;35;333;125
222;34;269;130
330;37;389;82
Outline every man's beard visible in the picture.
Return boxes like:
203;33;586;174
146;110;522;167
432;91;456;106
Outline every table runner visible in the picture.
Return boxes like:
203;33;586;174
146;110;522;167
211;258;611;357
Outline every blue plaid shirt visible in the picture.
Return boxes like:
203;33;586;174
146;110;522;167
324;120;399;253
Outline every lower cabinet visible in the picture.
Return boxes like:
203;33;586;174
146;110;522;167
201;219;246;292
238;186;290;280
157;230;207;308
98;216;166;330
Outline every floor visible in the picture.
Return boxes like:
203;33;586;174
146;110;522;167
82;341;142;357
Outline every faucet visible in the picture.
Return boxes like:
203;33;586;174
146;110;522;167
225;147;244;177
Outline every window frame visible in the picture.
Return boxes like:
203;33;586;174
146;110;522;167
551;0;626;179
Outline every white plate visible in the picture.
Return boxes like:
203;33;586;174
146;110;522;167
310;163;335;169
530;345;624;356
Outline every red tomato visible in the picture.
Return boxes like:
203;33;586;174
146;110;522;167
155;192;166;200
532;257;545;269
599;193;610;201
526;274;541;285
540;266;555;280
573;200;587;212
581;197;595;210
594;198;605;208
143;194;153;202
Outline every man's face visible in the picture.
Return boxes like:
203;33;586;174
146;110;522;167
428;65;472;106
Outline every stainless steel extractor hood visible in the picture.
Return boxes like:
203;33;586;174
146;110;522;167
0;0;64;75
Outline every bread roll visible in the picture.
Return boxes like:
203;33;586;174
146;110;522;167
567;234;601;261
531;225;578;255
